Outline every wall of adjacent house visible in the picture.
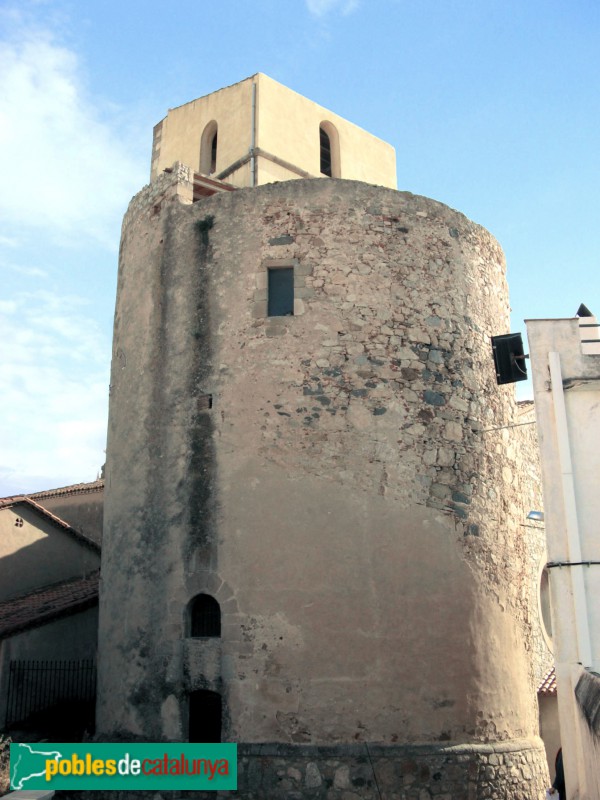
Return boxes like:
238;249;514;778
527;316;600;800
0;507;99;602
37;489;104;546
0;607;98;726
538;693;561;776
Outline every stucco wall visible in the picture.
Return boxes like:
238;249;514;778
0;506;100;602
255;73;396;187
98;177;548;796
38;489;104;546
0;607;98;726
538;693;560;777
527;316;600;799
151;77;254;182
150;74;397;189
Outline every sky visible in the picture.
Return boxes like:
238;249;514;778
1;0;599;496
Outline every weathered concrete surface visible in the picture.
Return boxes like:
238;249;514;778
98;177;548;795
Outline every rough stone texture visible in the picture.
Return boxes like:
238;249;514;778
55;740;549;799
98;175;550;795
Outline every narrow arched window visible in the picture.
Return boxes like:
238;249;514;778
189;690;221;742
189;594;221;637
210;131;218;173
200;121;218;175
319;127;332;176
319;122;340;178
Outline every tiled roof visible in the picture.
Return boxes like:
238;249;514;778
0;497;100;553
0;479;104;505
0;571;99;639
28;479;105;500
538;666;557;695
516;400;536;422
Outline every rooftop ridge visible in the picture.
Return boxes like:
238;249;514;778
28;478;104;500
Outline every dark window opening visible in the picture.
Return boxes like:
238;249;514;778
200;121;218;175
320;126;332;177
198;394;213;411
210;132;217;174
189;594;221;637
268;268;294;317
189;689;221;743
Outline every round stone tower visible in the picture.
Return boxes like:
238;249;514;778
97;173;548;797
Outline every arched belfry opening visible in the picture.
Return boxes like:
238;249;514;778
188;594;221;637
319;121;340;178
200;120;218;175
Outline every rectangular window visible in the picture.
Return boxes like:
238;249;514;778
268;267;294;316
197;394;212;410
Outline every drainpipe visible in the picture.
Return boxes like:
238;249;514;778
250;81;257;187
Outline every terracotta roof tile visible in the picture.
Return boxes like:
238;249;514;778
28;479;104;500
538;666;557;695
0;480;104;506
0;572;99;639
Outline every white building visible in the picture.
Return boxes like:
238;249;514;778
526;308;600;799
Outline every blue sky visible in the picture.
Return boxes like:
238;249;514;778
1;0;599;496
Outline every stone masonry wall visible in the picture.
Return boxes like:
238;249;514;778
98;175;550;796
56;740;549;800
511;402;553;692
198;178;547;730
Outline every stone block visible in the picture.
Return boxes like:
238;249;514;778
305;762;323;788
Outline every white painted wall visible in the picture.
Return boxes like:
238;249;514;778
526;314;600;800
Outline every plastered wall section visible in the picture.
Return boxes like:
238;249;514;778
255;73;397;187
150;73;397;188
39;490;104;546
0;507;100;602
0;608;98;725
538;694;560;777
100;178;546;750
527;318;600;669
527;317;600;800
151;77;254;181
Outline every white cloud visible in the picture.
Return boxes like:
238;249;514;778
306;0;359;17
2;259;48;278
0;20;146;250
0;288;109;495
0;10;143;496
0;234;19;247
